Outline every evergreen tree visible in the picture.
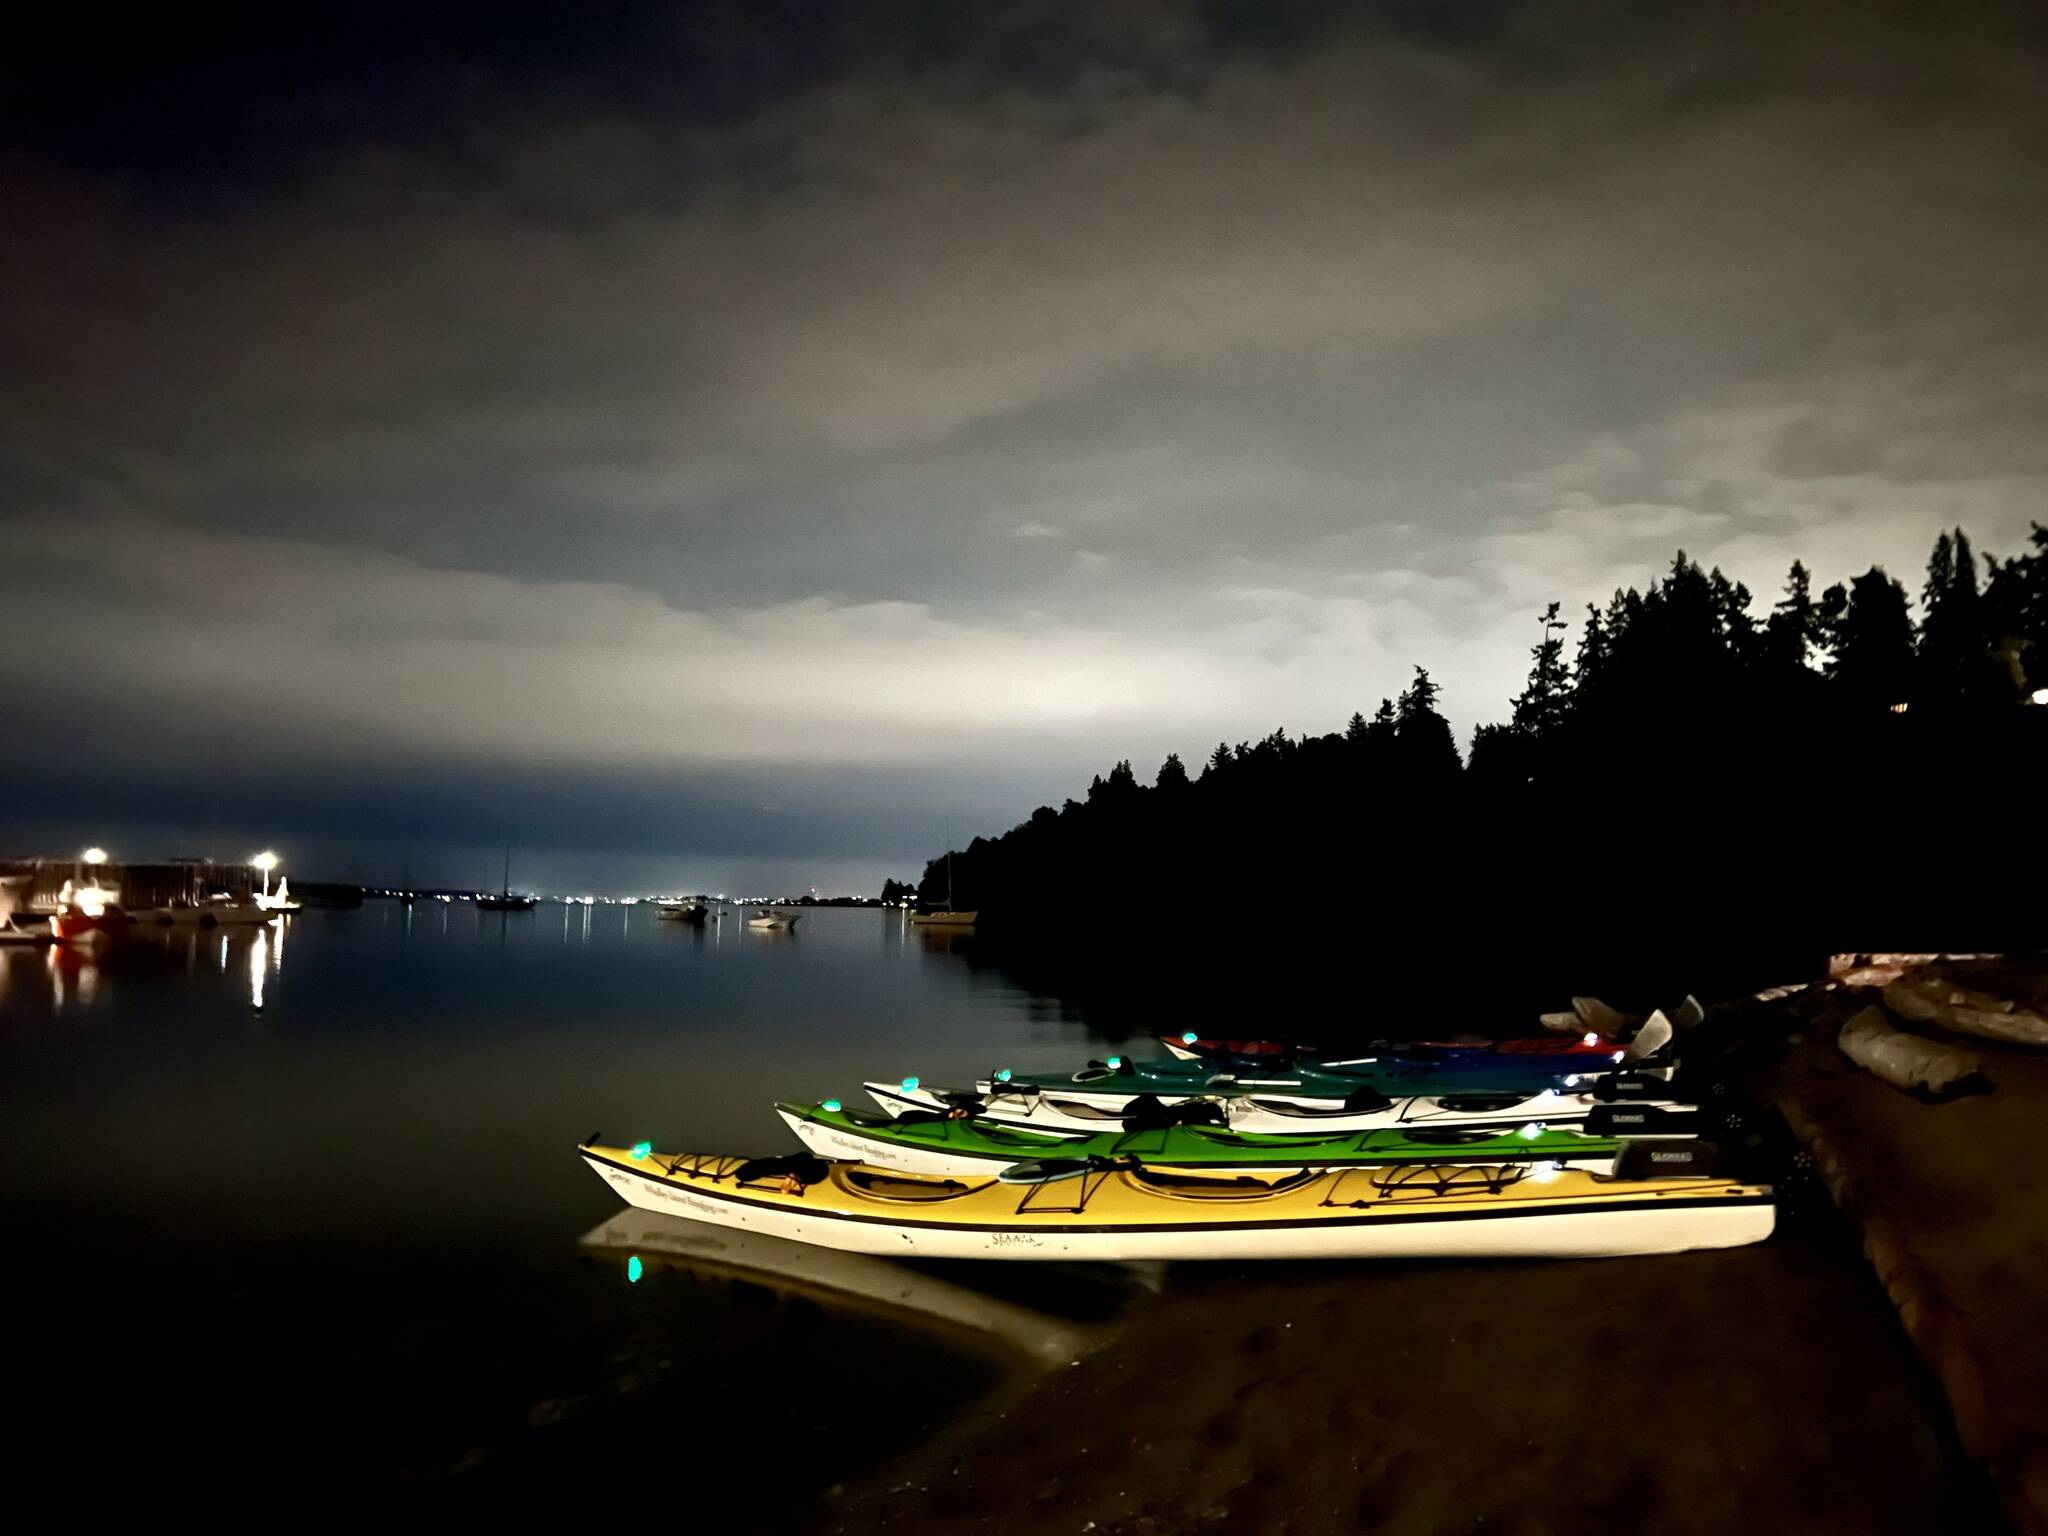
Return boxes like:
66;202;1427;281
1345;710;1369;744
1204;742;1232;777
1509;603;1572;742
1367;698;1397;747
1155;752;1189;791
1918;526;2001;706
1394;666;1463;776
1826;567;1917;712
1764;559;1821;672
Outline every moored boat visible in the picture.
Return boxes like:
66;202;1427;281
579;1140;1773;1261
746;908;801;930
868;1078;1703;1140
777;1099;1630;1177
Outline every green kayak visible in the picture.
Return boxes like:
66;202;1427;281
776;1099;1622;1178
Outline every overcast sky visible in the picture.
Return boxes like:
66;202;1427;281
4;1;2045;892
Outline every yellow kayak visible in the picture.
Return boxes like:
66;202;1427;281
580;1141;1773;1261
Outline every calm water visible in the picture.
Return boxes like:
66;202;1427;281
0;904;1127;1513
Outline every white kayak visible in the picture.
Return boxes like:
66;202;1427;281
581;1140;1774;1262
866;1080;1704;1140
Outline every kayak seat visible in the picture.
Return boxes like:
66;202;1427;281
837;1108;902;1129
842;1168;980;1202
1042;1097;1143;1121
1395;1128;1507;1147
1128;1167;1318;1201
1239;1098;1355;1118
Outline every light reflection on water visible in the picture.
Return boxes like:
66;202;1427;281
0;901;1109;1495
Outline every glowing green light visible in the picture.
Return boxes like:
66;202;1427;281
901;1076;920;1092
995;1068;1012;1083
627;1255;644;1283
629;1140;653;1160
1107;1056;1122;1069
822;1099;842;1112
1182;1032;1199;1045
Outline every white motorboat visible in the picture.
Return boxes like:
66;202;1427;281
746;908;801;930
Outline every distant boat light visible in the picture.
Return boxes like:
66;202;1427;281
629;1141;652;1160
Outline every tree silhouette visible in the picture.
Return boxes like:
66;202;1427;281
910;525;2046;1023
1824;567;1916;712
1394;666;1462;777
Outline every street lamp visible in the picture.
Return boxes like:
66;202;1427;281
2032;688;2048;707
252;850;279;899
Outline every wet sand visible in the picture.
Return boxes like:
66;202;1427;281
816;1219;1980;1536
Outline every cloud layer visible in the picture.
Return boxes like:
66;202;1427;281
5;1;2045;884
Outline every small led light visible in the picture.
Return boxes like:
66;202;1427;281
1517;1122;1545;1140
1562;1075;1580;1088
1182;1032;1199;1045
1611;1050;1627;1063
629;1141;652;1160
1107;1056;1123;1069
1582;1032;1599;1047
995;1068;1013;1083
822;1099;842;1112
901;1076;920;1092
627;1255;644;1283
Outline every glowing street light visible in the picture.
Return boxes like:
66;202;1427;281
2031;688;2048;706
82;847;107;866
252;849;279;898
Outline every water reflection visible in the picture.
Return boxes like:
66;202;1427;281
249;924;269;1008
579;1209;1110;1368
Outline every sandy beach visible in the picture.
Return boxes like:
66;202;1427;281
816;1215;1980;1536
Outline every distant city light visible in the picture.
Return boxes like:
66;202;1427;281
1889;701;1910;714
81;847;107;866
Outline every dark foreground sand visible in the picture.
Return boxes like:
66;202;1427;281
1776;996;2048;1533
815;1221;1982;1536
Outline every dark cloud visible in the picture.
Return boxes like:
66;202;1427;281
5;1;2046;886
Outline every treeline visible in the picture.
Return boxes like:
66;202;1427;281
920;526;2048;1026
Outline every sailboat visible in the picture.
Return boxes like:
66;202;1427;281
909;846;976;928
476;848;537;911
